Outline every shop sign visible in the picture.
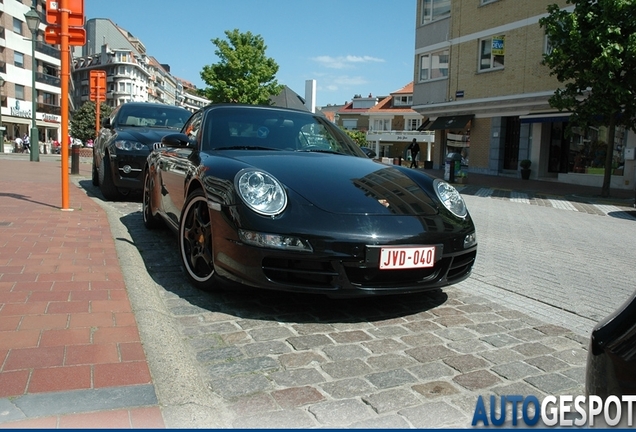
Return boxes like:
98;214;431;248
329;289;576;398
9;99;32;119
42;114;61;123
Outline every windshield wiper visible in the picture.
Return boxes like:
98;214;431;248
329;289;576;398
297;149;343;155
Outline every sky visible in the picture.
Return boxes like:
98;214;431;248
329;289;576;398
84;0;417;107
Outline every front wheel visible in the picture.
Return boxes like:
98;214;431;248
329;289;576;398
179;189;216;290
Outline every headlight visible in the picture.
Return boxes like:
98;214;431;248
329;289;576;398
114;140;148;151
235;169;287;216
433;179;467;218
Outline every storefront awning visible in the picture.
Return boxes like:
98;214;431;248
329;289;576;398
421;115;474;131
520;113;570;123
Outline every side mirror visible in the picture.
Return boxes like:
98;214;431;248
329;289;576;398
161;133;192;148
101;117;111;128
361;147;376;158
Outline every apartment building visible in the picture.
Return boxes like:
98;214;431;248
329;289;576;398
72;18;151;108
1;0;62;151
413;0;635;190
176;78;209;113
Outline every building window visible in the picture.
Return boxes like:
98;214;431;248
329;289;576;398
480;0;499;5
479;36;505;71
373;119;391;131
13;18;23;35
15;84;25;100
14;52;24;68
43;92;57;105
544;35;554;55
342;119;358;130
394;96;413;106
421;0;450;24
407;119;422;131
419;49;449;82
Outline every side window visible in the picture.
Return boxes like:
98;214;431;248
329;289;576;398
184;111;203;146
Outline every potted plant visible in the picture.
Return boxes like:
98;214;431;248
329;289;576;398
519;159;531;180
456;170;468;184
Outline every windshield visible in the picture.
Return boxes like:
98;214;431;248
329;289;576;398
117;106;190;130
202;106;366;157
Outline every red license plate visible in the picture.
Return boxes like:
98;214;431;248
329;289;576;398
379;246;436;270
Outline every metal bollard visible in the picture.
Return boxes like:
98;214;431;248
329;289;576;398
71;144;80;175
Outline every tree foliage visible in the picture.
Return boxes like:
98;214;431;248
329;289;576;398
342;129;368;147
70;102;112;142
200;29;284;105
540;0;636;196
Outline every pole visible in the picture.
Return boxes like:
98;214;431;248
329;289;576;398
30;12;39;162
60;0;70;210
95;98;100;137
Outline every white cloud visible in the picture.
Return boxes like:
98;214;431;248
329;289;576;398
312;55;385;69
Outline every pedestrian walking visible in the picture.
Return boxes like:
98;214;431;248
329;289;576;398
22;134;30;153
407;138;420;168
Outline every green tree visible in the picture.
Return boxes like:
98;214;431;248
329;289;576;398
342;129;368;147
540;0;636;197
70;102;112;143
200;29;283;105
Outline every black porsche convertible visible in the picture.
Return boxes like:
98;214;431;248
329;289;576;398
142;104;477;297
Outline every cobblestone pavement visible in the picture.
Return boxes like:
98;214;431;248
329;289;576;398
78;173;636;429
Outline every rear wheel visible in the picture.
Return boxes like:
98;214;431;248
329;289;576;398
142;169;162;229
179;189;216;290
99;155;123;201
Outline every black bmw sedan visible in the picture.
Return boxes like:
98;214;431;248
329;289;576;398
142;104;477;297
92;102;191;200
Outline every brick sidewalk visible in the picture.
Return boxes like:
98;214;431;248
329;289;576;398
0;158;164;428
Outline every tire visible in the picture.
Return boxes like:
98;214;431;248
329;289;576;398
142;169;163;229
91;151;99;186
99;154;123;201
179;189;216;290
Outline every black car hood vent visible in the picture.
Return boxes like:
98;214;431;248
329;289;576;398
231;152;438;216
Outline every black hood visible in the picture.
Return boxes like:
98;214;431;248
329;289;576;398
224;151;439;216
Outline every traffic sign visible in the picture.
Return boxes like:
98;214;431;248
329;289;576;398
46;0;84;27
44;25;86;46
90;70;107;102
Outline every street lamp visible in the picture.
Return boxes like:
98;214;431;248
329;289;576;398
0;76;5;153
25;7;40;162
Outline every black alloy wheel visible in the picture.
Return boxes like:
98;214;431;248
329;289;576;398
179;189;216;290
142;169;162;229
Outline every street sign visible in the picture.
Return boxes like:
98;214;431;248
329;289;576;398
44;25;86;46
90;70;107;102
46;0;84;27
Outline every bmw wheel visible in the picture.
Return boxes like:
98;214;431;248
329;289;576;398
179;189;215;290
142;169;162;229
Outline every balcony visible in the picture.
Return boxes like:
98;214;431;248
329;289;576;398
37;102;61;116
36;42;61;60
366;130;435;143
36;72;61;87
